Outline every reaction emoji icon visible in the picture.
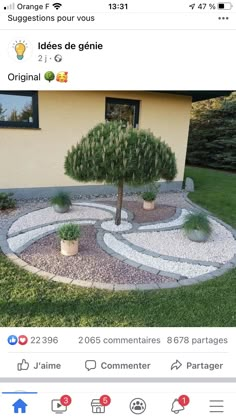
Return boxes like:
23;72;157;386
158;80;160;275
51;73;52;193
56;71;68;83
44;71;55;83
13;40;27;60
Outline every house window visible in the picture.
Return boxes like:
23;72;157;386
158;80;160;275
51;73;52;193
0;91;39;128
105;97;140;128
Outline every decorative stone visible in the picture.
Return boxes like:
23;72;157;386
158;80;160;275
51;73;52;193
185;177;195;192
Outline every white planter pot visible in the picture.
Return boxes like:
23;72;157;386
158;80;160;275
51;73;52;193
143;200;155;210
186;230;209;243
61;239;79;256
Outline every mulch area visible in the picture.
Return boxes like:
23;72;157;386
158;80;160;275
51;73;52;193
20;226;173;285
95;200;176;223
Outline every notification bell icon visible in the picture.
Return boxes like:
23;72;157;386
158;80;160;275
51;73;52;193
171;399;185;414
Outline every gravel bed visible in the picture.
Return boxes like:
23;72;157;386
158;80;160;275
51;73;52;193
95;192;193;209
96;200;176;223
104;233;217;278
8;205;112;235
138;209;189;230
74;202;128;219
101;221;133;232
124;219;236;264
0;201;48;231
19;227;173;285
8;221;96;253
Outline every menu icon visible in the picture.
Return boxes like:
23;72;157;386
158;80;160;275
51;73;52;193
209;399;224;413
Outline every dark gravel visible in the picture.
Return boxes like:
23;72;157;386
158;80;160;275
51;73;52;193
20;226;173;285
96;200;176;223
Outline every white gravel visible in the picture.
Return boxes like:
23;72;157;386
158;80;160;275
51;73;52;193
138;209;190;230
101;221;133;232
104;233;217;278
74;202;128;219
8;221;96;253
124;219;236;264
8;206;112;235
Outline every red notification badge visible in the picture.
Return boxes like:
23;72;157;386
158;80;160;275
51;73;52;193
100;395;111;407
178;395;190;407
60;395;72;407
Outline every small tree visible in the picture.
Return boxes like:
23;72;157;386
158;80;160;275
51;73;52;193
0;103;7;121
65;121;177;225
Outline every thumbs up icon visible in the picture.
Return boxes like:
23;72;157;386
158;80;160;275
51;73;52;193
17;359;30;371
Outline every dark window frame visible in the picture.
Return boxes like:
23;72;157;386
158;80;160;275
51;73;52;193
0;91;39;128
105;97;140;128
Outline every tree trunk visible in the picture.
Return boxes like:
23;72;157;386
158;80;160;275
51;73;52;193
115;180;124;225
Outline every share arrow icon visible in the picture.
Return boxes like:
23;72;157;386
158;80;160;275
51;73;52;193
171;360;182;370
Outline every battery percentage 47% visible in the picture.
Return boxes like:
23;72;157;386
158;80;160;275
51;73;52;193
189;3;216;9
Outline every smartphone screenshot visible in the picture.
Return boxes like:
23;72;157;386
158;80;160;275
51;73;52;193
0;0;235;418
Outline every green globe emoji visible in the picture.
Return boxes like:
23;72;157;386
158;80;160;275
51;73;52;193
44;71;55;82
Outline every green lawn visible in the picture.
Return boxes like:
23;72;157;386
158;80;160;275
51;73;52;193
185;166;236;228
0;166;235;327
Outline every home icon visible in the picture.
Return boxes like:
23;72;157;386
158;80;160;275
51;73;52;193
91;399;105;413
13;399;28;414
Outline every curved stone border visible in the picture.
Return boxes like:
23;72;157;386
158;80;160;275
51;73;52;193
120;233;222;268
1;197;236;291
7;204;115;237
102;232;218;278
7;221;97;254
138;208;189;231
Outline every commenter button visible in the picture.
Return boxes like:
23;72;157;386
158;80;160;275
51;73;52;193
101;362;151;370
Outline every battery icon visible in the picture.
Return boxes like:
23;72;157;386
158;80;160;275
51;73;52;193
217;2;233;9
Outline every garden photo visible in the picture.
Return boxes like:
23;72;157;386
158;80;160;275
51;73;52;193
0;90;235;326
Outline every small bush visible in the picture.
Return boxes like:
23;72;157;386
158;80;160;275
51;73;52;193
183;212;212;235
0;192;16;210
141;191;157;202
50;191;72;207
58;223;80;241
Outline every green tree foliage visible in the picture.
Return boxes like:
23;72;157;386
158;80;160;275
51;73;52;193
0;103;7;121
9;109;18;121
65;121;177;225
186;92;236;170
20;103;33;121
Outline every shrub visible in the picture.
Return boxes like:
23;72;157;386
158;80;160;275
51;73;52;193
65;121;177;225
0;192;16;210
50;191;72;207
142;191;156;201
183;212;212;235
58;223;80;241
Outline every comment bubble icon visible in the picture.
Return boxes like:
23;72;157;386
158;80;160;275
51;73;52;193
85;360;97;371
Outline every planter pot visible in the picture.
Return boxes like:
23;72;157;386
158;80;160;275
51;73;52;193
61;239;79;256
186;230;210;243
53;204;70;213
143;200;155;210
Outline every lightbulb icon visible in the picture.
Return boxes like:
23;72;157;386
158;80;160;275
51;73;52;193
13;41;27;60
15;42;26;60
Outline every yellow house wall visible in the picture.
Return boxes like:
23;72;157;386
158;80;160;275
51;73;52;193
0;91;192;189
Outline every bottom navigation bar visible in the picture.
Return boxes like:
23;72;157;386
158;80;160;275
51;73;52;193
0;382;234;419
